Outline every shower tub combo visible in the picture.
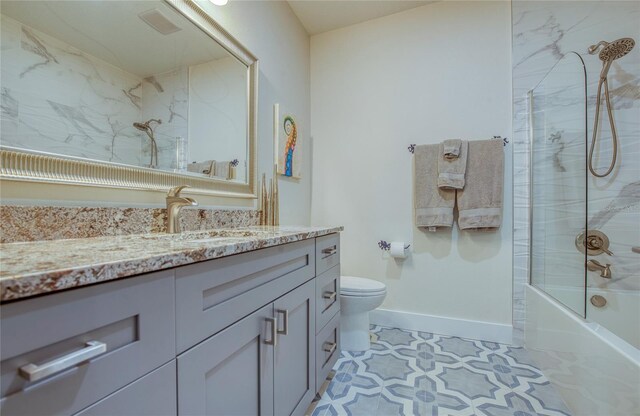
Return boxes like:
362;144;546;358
526;39;639;415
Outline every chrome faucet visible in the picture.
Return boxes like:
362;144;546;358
586;259;612;279
166;185;198;234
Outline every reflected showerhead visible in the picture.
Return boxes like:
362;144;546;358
133;118;162;133
132;119;162;169
133;122;149;132
588;38;635;61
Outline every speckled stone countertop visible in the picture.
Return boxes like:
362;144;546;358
0;226;343;302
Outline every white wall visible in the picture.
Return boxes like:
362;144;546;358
310;2;513;328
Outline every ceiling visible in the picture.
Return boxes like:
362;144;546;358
288;0;434;35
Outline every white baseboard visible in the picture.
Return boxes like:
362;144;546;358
370;308;513;345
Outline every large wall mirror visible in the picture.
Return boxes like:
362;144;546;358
0;0;257;198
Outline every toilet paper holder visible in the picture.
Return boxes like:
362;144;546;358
378;240;410;251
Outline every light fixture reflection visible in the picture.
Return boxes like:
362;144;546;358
210;0;228;5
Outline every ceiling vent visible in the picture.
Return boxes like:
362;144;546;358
138;9;182;35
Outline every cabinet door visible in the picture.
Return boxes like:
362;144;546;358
177;304;275;416
273;280;316;416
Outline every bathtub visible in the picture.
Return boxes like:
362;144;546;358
543;284;640;349
525;285;640;416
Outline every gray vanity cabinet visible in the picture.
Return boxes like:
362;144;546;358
1;233;341;416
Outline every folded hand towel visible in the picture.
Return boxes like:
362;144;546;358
443;139;462;160
188;160;214;175
438;140;468;190
457;139;504;231
212;161;231;179
415;144;455;230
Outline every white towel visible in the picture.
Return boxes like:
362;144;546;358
457;140;504;231
414;144;455;230
438;140;468;190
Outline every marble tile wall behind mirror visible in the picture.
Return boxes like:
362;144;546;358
0;0;248;183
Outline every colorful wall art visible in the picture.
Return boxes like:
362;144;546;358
276;105;301;178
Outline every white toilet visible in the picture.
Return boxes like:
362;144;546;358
340;276;387;351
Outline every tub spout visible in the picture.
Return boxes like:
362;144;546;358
586;260;612;279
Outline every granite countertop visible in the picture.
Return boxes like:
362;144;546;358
0;226;343;302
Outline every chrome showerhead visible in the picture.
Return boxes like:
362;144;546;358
588;37;635;61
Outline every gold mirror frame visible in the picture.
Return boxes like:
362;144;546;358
0;0;258;199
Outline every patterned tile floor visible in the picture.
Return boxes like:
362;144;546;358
311;326;571;416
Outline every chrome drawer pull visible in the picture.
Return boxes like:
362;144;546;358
19;341;106;382
323;341;337;354
321;246;337;256
265;317;277;346
276;309;289;335
323;291;337;302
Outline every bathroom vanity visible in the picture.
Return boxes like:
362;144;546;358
0;227;342;416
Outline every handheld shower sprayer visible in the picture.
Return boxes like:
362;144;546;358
133;118;162;168
587;37;635;178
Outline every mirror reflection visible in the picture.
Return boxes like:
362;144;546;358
0;0;249;183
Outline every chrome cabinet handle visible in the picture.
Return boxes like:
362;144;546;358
323;291;337;302
265;317;278;346
323;341;337;354
19;341;106;382
322;246;337;257
276;309;289;335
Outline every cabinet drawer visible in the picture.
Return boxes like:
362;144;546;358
74;361;176;416
316;265;340;333
0;271;175;416
316;234;340;276
315;311;340;390
175;239;315;353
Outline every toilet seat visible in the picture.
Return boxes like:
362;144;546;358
341;276;386;297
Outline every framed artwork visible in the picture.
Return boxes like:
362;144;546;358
275;104;301;178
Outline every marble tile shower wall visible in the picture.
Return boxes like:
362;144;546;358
0;15;187;170
512;1;640;342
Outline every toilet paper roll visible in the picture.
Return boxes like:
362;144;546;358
390;242;408;259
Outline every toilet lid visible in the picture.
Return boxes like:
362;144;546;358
341;276;386;296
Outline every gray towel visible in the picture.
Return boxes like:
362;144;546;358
414;144;455;230
438;140;468;190
188;160;214;175
457;139;504;231
212;161;231;179
443;139;462;159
